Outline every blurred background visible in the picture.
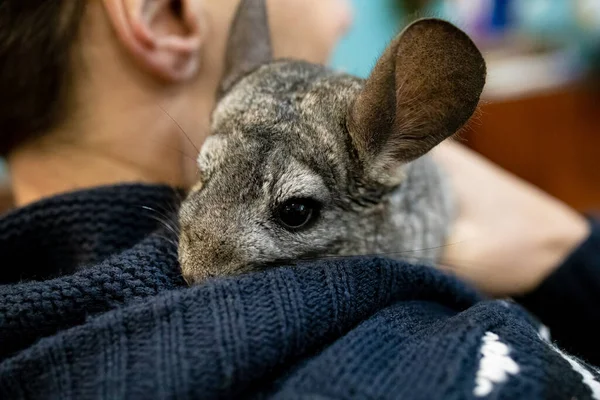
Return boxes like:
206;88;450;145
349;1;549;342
332;0;600;212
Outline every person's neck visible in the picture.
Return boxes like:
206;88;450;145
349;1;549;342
9;148;164;207
8;110;202;207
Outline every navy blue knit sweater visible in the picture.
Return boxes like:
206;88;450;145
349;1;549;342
1;184;599;399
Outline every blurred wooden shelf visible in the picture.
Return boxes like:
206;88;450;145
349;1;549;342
482;49;584;101
462;79;600;212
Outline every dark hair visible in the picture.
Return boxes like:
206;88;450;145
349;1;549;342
0;1;86;155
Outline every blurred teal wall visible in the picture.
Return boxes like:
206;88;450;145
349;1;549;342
330;0;404;78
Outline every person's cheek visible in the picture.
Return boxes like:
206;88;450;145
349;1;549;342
330;0;354;38
310;0;353;59
268;0;353;64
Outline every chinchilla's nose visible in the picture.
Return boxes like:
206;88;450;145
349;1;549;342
182;271;213;286
181;260;245;286
179;227;246;285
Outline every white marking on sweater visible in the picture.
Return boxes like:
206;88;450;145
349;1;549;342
497;300;511;308
538;325;551;342
474;332;520;397
537;324;600;398
547;343;600;399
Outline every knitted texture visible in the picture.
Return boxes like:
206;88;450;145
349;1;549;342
0;184;599;400
0;184;185;360
518;217;600;366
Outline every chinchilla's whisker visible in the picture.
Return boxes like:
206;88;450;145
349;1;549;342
167;198;182;214
157;104;200;154
140;206;179;237
148;215;179;238
292;241;467;263
155;233;179;250
161;146;199;164
147;219;179;244
287;253;482;276
140;204;178;223
162;189;186;213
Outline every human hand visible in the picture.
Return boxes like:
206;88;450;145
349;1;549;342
431;140;590;297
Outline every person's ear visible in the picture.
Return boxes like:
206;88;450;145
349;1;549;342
102;0;205;82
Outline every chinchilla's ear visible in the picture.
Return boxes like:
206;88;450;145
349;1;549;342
218;0;272;98
347;18;486;185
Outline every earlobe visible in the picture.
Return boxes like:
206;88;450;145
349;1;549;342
102;0;205;82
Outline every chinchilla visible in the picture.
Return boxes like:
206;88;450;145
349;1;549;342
178;0;486;285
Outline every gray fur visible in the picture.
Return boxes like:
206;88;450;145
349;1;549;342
180;63;453;283
178;5;486;285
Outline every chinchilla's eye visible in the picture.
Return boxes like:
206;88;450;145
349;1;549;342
275;198;321;231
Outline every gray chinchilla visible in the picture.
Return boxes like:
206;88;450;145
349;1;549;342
178;0;486;285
